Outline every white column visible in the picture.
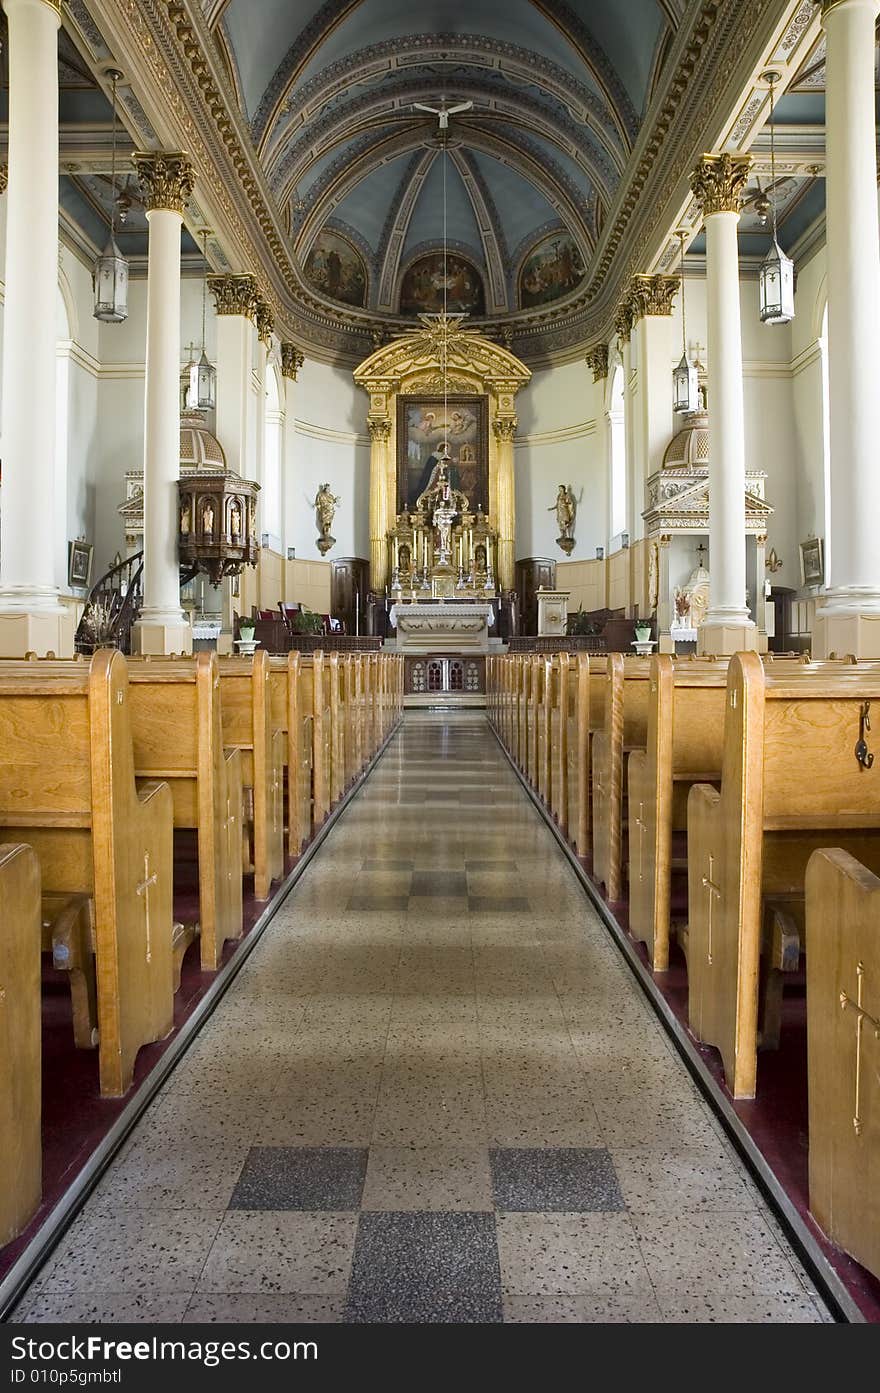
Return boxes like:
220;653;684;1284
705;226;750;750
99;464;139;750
131;152;194;656
813;0;880;657
0;0;73;657
210;275;259;479
691;154;757;655
280;346;302;602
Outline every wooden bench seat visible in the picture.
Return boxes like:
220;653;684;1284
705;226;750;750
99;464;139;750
687;654;880;1098
0;842;41;1244
0;651;175;1096
592;655;653;902
125;654;243;970
217;651;284;900
806;846;880;1283
268;652;314;858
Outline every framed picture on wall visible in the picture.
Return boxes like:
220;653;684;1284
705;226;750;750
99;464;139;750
799;536;824;588
396;395;489;515
68;539;93;590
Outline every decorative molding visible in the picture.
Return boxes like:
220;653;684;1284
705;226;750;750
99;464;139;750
493;418;518;441
0;164;7;196
628;274;680;322
690;152;752;217
514;420;596;447
254;294;274;345
208;272;260;318
586;344;609;381
280;343;305;380
615;295;636;345
294;418;370;448
132;149;195;215
368;419;392;442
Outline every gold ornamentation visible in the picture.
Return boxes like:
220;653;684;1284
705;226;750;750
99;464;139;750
615;295;636;345
493;418;517;442
0;164;7;196
690;153;751;218
586;344;609;381
839;962;880;1136
281;343;305;380
132;150;195;215
208;274;260;318
649;540;660;611
254;295;274;346
628;275;680;323
368;419;392;442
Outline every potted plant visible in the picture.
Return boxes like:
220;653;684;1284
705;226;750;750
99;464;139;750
238;617;256;641
291;608;323;635
634;619;652;642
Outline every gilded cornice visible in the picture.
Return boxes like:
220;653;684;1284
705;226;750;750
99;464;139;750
132;150;195;215
690;153;751;217
628;275;680;322
353;314;531;394
586;344;609;381
281;343;305;380
208;273;260;318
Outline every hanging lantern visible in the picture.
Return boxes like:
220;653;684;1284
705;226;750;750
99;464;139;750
758;71;795;326
189;229;217;410
93;71;128;323
673;230;699;414
760;237;795;325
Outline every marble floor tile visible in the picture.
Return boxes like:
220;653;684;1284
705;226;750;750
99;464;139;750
653;1291;828;1323
345;1212;502;1323
11;1292;187;1324
502;1294;663;1323
632;1211;809;1297
489;1148;624;1213
496;1212;653;1296
229;1147;369;1211
32;1210;225;1295
182;1294;345;1323
197;1211;358;1294
362;1147;494;1212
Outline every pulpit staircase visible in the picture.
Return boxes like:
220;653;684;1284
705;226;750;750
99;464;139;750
74;552;200;655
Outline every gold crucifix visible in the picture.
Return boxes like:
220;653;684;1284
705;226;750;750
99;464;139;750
839;961;880;1136
701;854;721;965
136;851;158;964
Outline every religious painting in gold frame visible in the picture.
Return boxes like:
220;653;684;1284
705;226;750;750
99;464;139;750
396;395;488;514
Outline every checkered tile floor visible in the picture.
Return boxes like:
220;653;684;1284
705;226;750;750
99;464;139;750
12;716;832;1325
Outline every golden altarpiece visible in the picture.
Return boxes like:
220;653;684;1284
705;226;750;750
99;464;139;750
353;315;531;598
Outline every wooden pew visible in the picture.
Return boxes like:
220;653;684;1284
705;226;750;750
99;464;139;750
329;652;344;806
550;653;571;834
218;651;284;900
627;658;729;970
268;651;315;858
0;842;41;1245
126;654;243;971
806;847;880;1283
312;650;332;824
567;655;608;860
0;650;175;1096
592;655;652;902
687;653;880;1098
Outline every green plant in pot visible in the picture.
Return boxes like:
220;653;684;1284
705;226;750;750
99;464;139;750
634;620;653;642
238;617;255;640
291;608;323;635
567;605;597;637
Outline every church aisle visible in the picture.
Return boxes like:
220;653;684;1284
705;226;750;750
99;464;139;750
12;715;832;1325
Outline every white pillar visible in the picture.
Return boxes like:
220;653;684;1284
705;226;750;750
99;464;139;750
280;344;302;602
813;0;880;658
0;0;73;657
210;275;259;478
131;152;194;656
691;154;757;655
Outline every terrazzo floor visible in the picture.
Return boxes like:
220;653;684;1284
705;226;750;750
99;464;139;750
12;715;834;1324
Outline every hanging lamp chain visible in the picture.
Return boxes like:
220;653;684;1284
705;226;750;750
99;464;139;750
769;74;779;241
201;229;208;352
679;231;688;356
109;72;117;239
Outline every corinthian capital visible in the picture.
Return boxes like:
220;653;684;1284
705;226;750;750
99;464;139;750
255;295;274;346
690;153;751;218
368;419;392;442
493;417;517;442
281;343;305;380
628;274;679;323
615;295;636;345
133;151;195;215
585;344;609;381
208;274;260;319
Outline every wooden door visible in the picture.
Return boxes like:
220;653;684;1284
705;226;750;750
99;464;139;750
331;557;370;635
516;558;557;636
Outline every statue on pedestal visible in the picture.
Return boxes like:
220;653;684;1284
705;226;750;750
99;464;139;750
312;482;340;555
550;484;576;555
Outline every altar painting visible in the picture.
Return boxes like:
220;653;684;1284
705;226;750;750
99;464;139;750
518;232;586;308
397;395;488;514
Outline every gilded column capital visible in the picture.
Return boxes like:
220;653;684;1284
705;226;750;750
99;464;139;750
493;417;517;442
132;150;195;216
586;344;609;381
254;295;274;346
615;295;636;345
628;274;679;323
690;153;751;218
368;419;392;442
208;273;260;318
281;343;305;380
0;164;7;196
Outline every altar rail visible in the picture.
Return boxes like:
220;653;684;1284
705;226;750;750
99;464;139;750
507;636;607;653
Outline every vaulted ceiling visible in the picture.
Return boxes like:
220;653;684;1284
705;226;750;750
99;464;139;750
205;0;680;318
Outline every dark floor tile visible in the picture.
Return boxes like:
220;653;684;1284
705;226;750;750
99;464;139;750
229;1147;368;1211
466;860;519;872
362;859;414;871
490;1148;623;1212
347;895;410;912
411;871;468;897
468;896;531;913
345;1212;502;1323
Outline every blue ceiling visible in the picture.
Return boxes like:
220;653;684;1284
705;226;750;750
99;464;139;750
214;0;676;315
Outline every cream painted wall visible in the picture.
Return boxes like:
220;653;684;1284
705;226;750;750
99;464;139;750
285;359;371;563
514;360;606;563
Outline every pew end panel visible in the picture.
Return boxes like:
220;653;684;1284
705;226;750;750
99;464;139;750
0;842;42;1246
806;847;880;1284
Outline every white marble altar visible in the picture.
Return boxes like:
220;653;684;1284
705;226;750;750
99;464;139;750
389;601;495;654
